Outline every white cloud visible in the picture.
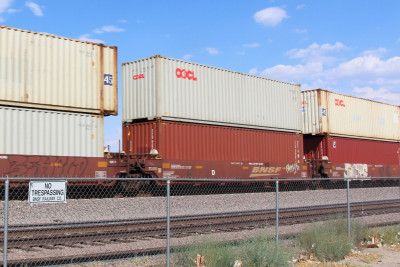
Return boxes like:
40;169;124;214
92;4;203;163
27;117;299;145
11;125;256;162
118;19;127;23
261;62;324;81
287;42;345;60
325;55;400;82
0;0;12;13
7;8;18;13
254;7;289;27
353;87;400;104
183;54;193;61
294;28;307;34
296;4;306;9
25;1;43;16
205;47;219;55
249;67;258;75
0;17;4;22
94;25;125;34
258;42;400;104
78;34;105;44
362;47;387;57
243;43;261;48
286;42;346;66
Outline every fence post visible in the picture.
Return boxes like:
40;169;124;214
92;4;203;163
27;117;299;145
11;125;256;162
346;178;351;239
166;179;171;267
275;179;279;248
3;177;9;267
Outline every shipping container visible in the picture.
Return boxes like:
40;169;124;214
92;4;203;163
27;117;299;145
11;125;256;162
0;26;118;115
304;135;400;165
123;120;303;163
0;106;104;157
123;55;301;133
302;89;400;141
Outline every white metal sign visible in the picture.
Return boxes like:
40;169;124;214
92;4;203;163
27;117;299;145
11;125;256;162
29;181;67;204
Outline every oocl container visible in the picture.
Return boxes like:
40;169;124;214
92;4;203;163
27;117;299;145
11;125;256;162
0;26;118;115
123;55;301;133
0;106;104;157
123;120;303;164
302;89;400;141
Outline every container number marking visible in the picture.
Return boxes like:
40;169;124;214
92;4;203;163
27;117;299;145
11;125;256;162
104;74;113;85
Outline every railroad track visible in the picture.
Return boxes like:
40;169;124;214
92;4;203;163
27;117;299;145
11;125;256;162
1;199;399;266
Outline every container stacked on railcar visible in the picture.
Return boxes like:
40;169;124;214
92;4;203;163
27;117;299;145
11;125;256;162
122;55;307;180
0;25;118;157
0;26;120;183
302;89;400;178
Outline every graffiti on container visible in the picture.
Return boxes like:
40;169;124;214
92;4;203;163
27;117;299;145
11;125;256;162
286;163;300;174
2;156;89;177
344;163;368;178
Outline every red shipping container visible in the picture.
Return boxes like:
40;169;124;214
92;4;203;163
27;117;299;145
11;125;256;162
123;120;303;164
304;135;400;165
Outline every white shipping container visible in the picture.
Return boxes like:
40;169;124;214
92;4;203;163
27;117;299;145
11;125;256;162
0;106;104;157
302;89;400;141
0;26;118;115
123;55;301;132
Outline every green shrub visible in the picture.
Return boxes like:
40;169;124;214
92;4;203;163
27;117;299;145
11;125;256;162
171;239;236;267
238;235;290;267
299;219;357;262
380;226;400;245
171;234;290;267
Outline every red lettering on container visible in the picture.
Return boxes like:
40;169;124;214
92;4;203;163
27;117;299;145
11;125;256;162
334;99;345;107
176;68;197;81
133;74;145;80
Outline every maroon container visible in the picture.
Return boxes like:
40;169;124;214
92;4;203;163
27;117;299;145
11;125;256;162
123;120;303;164
304;135;400;165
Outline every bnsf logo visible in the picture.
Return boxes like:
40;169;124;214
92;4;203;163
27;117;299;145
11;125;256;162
250;167;282;177
133;74;144;80
334;98;345;107
176;68;197;81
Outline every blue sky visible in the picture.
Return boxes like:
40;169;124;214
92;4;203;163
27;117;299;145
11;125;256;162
1;0;400;151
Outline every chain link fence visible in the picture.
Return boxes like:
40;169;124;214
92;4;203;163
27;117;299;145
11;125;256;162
0;177;399;266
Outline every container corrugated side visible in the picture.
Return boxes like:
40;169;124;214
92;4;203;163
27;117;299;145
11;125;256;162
302;89;400;141
0;106;104;157
123;55;301;133
0;26;118;115
304;135;400;165
123;120;303;163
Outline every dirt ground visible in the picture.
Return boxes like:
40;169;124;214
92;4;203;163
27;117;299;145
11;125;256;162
295;245;400;267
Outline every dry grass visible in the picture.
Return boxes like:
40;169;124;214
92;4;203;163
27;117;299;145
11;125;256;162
346;251;382;264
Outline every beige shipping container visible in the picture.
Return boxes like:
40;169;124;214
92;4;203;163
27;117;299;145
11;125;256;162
0;106;104;157
123;55;302;133
302;89;400;141
0;26;117;115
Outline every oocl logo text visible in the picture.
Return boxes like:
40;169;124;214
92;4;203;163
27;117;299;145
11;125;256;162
176;68;197;81
133;74;144;80
334;99;345;107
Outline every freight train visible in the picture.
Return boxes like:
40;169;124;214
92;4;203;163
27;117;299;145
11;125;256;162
1;26;399;191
